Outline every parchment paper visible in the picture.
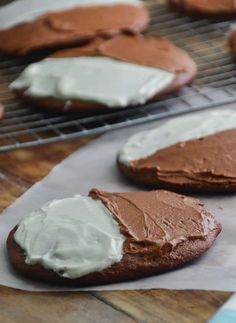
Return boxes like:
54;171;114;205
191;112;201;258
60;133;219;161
0;107;236;292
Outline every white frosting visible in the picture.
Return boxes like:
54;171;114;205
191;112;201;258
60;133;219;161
0;0;143;30
118;109;236;165
14;195;125;279
10;57;175;108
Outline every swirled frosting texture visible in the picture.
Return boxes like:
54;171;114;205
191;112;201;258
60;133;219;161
90;189;217;255
14;195;125;279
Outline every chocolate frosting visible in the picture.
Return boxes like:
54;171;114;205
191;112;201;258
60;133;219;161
50;34;197;104
0;5;149;55
51;34;197;75
90;189;216;255
170;0;236;14
130;128;236;191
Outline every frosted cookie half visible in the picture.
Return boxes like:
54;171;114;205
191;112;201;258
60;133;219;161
7;189;221;286
118;109;236;193
10;35;197;111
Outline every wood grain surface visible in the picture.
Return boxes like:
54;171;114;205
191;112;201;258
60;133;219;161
0;139;232;323
0;0;232;322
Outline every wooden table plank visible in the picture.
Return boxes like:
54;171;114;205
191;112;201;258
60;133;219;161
0;175;26;211
0;137;95;185
95;290;231;323
0;286;135;323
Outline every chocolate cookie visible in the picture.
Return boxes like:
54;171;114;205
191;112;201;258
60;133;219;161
229;26;236;54
7;189;221;286
0;0;149;55
118;109;236;193
0;103;5;120
169;0;236;15
10;35;197;111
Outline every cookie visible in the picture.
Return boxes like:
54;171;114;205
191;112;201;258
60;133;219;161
7;189;221;286
10;35;197;111
118;109;236;193
169;0;236;15
0;0;149;55
0;103;5;120
229;26;236;54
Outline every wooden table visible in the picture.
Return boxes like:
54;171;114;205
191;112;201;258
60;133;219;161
0;138;231;323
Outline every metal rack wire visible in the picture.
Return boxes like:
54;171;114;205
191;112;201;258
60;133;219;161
0;0;236;152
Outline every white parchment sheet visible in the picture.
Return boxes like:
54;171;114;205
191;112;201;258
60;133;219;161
0;107;236;292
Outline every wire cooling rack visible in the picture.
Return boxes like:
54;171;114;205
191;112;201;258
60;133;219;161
0;0;236;152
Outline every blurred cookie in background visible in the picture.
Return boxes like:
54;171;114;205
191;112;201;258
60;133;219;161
9;35;197;112
0;0;149;55
169;0;236;15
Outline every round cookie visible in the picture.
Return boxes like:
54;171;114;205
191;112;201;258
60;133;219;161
0;0;149;55
10;35;197;112
118;109;236;193
169;0;236;15
7;189;221;286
